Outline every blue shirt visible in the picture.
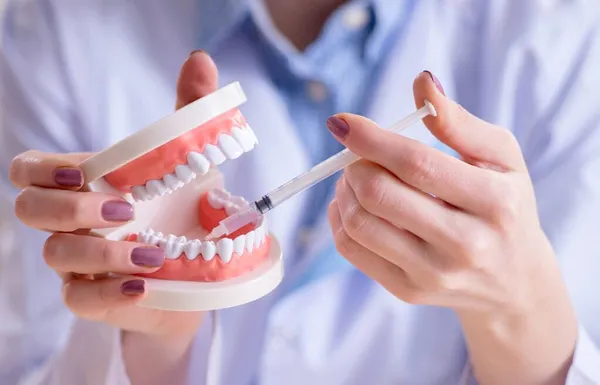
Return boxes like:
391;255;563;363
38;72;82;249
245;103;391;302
205;0;414;291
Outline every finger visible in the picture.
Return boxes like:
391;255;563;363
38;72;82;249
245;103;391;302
63;277;146;320
326;110;500;214
10;150;92;189
15;187;133;231
44;233;164;274
176;50;219;110
342;160;471;251
334;175;439;276
328;200;423;303
413;71;526;172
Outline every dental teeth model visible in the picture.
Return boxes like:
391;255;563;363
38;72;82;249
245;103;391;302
78;82;283;311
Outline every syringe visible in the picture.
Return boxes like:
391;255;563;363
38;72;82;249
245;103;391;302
205;100;437;240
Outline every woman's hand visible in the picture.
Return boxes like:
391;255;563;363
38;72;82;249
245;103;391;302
327;71;579;385
9;50;219;385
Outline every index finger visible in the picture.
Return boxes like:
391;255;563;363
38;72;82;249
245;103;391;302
10;150;92;189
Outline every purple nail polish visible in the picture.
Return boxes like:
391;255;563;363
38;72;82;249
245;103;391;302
121;279;145;296
423;70;446;96
53;167;83;187
101;200;134;222
189;49;207;57
131;247;164;268
326;116;350;140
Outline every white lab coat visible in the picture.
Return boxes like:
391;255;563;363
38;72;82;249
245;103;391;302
1;0;600;384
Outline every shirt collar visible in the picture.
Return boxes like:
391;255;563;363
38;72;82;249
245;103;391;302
196;0;413;60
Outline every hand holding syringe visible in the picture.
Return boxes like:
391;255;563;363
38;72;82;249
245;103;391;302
206;100;438;239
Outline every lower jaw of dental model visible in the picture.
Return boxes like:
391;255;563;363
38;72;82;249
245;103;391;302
128;189;271;282
98;106;272;283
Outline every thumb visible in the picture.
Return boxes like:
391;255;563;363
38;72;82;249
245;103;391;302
175;50;219;110
413;71;526;171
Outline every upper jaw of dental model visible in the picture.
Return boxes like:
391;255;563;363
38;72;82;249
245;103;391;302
136;188;267;263
131;124;258;202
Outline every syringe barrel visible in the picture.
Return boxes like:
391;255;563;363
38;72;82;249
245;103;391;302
267;149;359;207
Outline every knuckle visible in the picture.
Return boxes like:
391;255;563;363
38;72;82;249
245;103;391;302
98;241;118;270
428;272;456;292
487;178;521;225
342;206;370;238
498;127;519;149
334;229;359;258
61;281;80;314
42;234;63;268
398;287;426;305
405;151;437;187
457;231;493;263
62;196;89;225
14;188;31;220
9;151;34;187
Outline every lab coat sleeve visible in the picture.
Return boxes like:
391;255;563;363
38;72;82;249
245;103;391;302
0;1;131;384
459;1;600;383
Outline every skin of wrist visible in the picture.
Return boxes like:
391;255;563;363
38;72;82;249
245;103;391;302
456;256;579;385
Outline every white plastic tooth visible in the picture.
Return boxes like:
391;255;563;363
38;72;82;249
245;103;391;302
148;232;162;246
245;231;256;253
200;241;216;261
203;144;226;165
212;188;231;199
187;152;211;175
218;134;244;159
207;191;226;209
175;165;196;183
230;196;247;205
254;227;263;248
232;126;255;151
163;173;184;191
161;234;183;259
233;235;246;256
255;226;265;247
244;124;259;145
146;180;168;197
138;231;149;244
217;238;234;263
184;239;202;260
131;185;149;201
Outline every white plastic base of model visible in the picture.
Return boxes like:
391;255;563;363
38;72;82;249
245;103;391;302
133;235;283;312
79;81;246;183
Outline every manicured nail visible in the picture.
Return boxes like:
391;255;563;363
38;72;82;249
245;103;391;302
326;116;350;140
189;49;207;57
131;247;164;268
101;200;134;222
423;70;446;96
121;279;145;296
53;167;82;187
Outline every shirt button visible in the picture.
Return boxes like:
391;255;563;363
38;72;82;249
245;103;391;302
306;81;328;102
341;6;370;30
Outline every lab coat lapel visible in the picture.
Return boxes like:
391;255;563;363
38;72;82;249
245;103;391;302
300;1;454;263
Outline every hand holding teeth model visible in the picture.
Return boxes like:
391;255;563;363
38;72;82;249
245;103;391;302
206;100;438;240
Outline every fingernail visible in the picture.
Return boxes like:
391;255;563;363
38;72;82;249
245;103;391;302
326;116;350;140
53;167;82;187
101;200;134;222
131;247;164;268
423;70;446;96
121;279;145;296
189;49;207;57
